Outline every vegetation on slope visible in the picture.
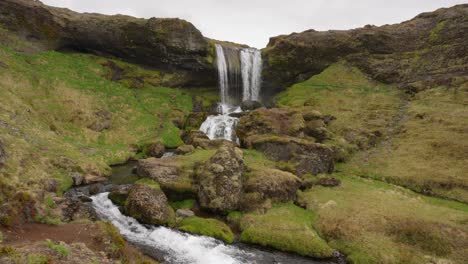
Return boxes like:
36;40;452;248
272;61;468;263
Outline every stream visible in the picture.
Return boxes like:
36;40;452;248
82;162;339;264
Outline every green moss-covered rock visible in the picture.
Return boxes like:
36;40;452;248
124;184;174;225
195;144;245;212
178;216;235;243
240;203;334;258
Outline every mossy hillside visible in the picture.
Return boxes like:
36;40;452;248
298;174;468;264
276;62;404;154
0;34;195;197
239;203;334;258
177;216;235;243
342;86;468;203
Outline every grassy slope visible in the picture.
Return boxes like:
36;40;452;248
0;27;212;199
274;62;468;263
343;86;468;203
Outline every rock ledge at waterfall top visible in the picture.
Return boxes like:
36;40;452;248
262;4;468;94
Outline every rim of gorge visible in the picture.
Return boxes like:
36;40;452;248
0;0;467;264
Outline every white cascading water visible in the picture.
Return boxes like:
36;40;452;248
92;193;252;264
241;48;263;101
200;44;262;142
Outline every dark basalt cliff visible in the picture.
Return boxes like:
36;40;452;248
263;4;468;94
0;0;217;86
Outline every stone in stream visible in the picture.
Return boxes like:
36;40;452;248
125;184;174;225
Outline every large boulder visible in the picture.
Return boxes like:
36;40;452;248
124;184;174;225
236;108;306;141
244;168;302;203
0;0;216;86
237;108;332;144
262;4;468;94
248;135;335;176
196;144;244;212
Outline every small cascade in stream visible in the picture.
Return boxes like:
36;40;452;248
200;44;262;142
91;192;334;264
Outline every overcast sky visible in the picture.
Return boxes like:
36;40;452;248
41;0;466;48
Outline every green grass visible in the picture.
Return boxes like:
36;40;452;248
298;174;468;264
170;199;195;210
45;239;69;258
178;216;235;243
0;29;197;197
343;86;468;202
276;62;403;155
26;254;49;264
429;20;448;42
239;203;334;258
135;178;161;190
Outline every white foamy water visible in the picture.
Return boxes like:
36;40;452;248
200;45;263;143
240;48;262;101
91;192;253;264
200;104;241;142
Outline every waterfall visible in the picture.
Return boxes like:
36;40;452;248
215;44;229;104
241;48;263;101
200;44;262;142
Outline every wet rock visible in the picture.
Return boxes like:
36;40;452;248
244;168;302;203
78;195;92;203
195;144;244;212
88;184;104;196
108;185;131;206
184;112;208;130
240;100;263;111
176;209;195;218
182;130;234;149
147;142;165;158
176;144;195;155
125;184;174;225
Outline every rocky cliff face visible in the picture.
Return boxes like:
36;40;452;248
263;4;468;94
0;0;217;86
